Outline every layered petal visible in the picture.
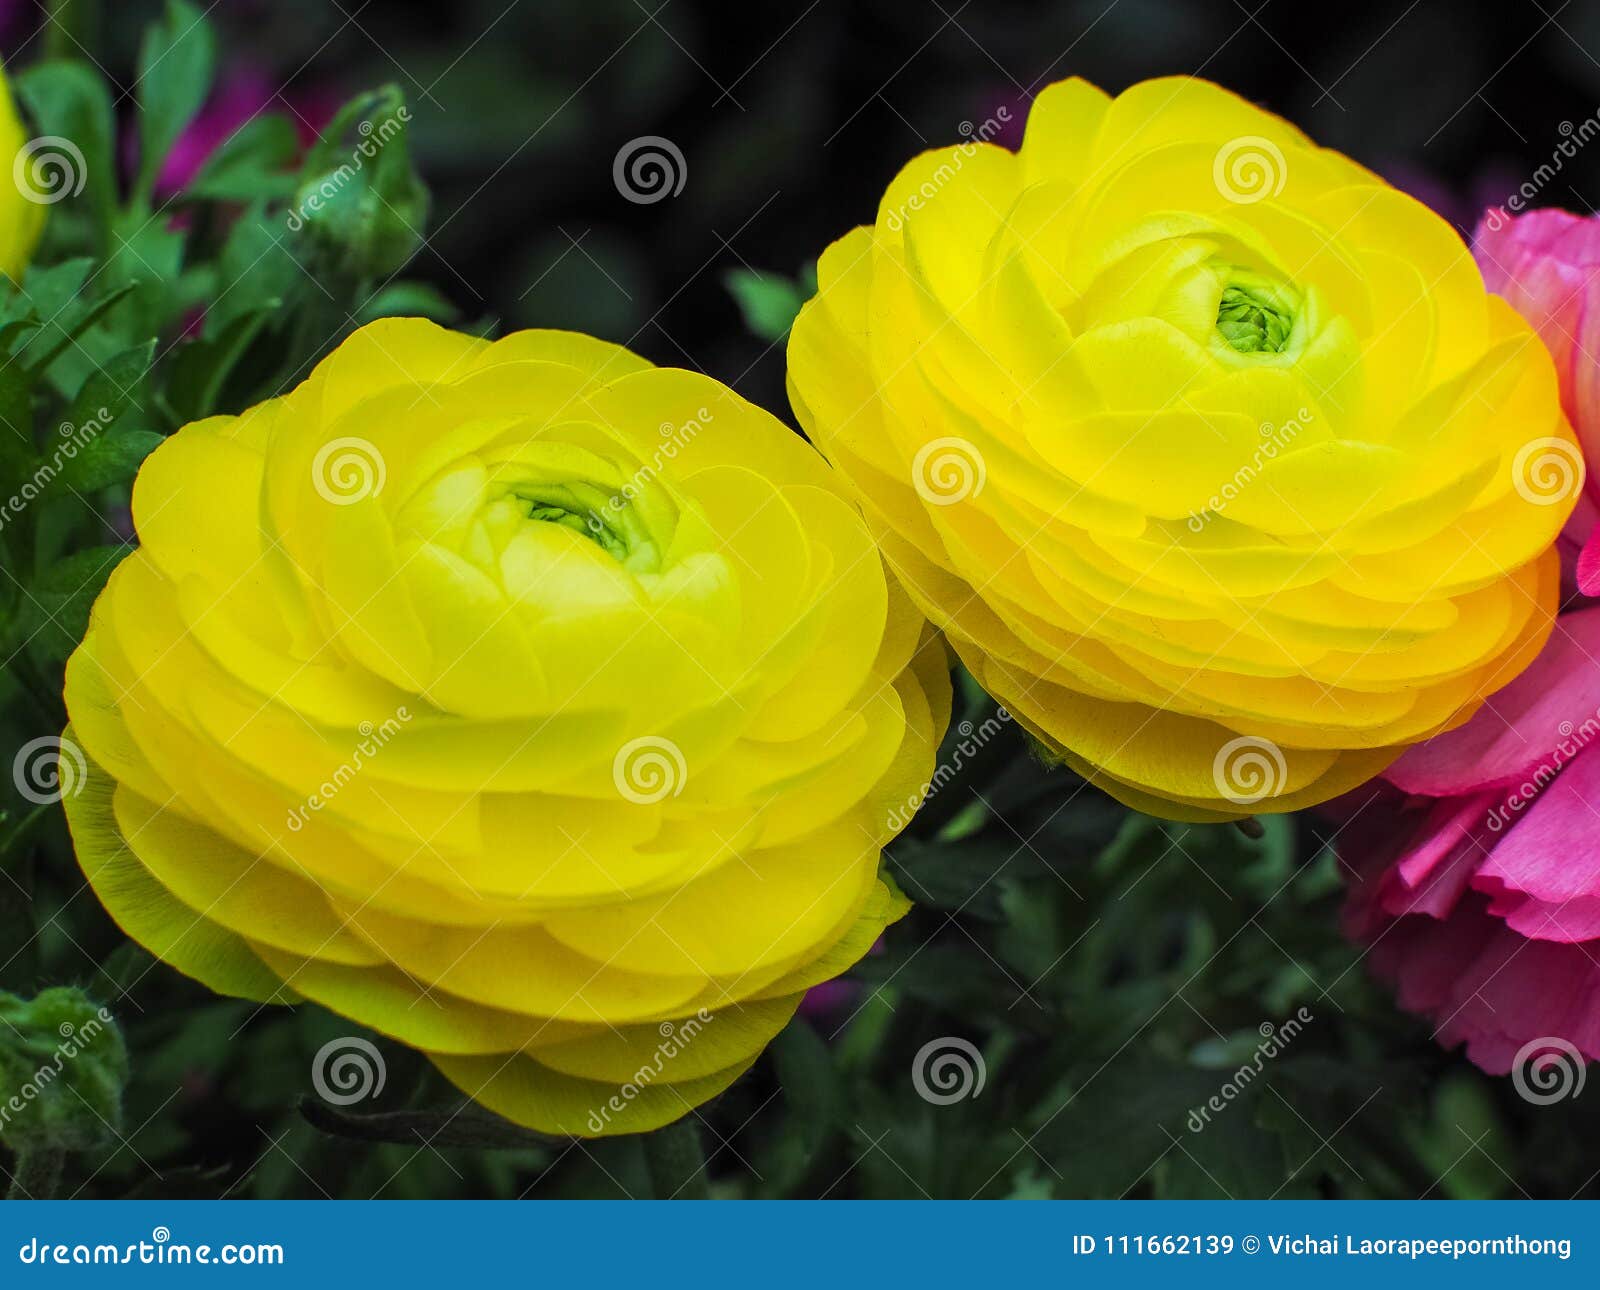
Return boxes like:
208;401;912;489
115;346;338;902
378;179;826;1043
791;75;1573;820
64;319;950;1136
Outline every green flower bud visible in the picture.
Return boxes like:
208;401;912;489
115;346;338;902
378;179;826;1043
289;85;429;278
0;988;129;1156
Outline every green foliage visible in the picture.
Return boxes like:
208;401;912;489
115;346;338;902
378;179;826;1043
0;986;128;1155
0;3;460;1197
723;265;816;342
133;0;217;206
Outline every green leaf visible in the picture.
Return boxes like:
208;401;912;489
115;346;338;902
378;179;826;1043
773;1016;843;1139
209;204;301;334
13;59;116;244
101;207;186;346
760;1016;843;1194
134;0;217;204
0;344;35;492
10;261;143;401
46;343;161;493
19;543;131;662
168;305;276;422
724;267;814;342
1030;1056;1282;1198
23;279;138;392
184;113;299;204
356;281;459;325
66;341;154;434
55;429;162;495
1402;1072;1512;1200
20;258;92;320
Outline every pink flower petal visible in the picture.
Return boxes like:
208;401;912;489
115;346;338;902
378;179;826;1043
1474;208;1600;513
1578;527;1600;596
1385;606;1600;796
1363;894;1600;1073
1472;741;1600;905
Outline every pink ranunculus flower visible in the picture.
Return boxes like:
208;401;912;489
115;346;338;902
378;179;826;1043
1340;208;1600;1074
1474;208;1600;594
1339;608;1600;1072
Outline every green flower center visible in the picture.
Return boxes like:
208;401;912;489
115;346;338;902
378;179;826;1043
514;482;660;572
1215;275;1297;354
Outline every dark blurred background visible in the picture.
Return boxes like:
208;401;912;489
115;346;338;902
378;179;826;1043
10;0;1598;419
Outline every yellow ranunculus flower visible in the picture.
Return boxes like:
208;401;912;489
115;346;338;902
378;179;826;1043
0;68;45;278
788;75;1577;821
63;319;949;1136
